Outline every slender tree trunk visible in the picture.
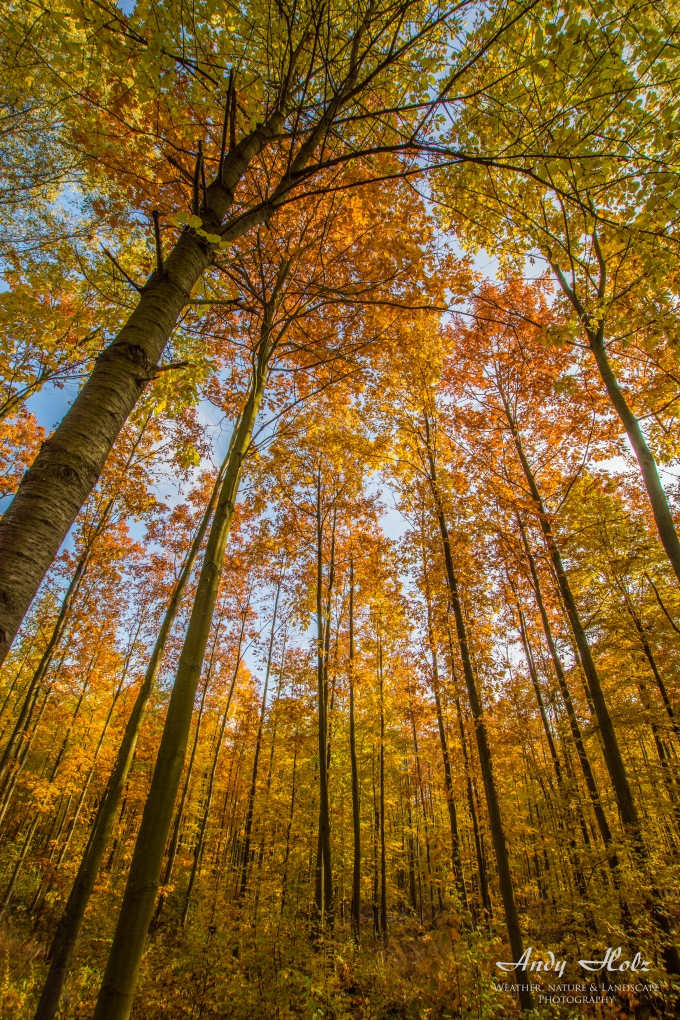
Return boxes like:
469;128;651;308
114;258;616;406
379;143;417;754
405;769;418;915
408;708;436;925
377;639;387;940
92;349;269;1020
0;638;39;729
30;632;140;920
453;689;491;919
506;400;641;834
32;446;228;1020
505;404;680;973
313;466;333;933
636;680;680;833
0;811;40;919
515;602;562;786
238;577;282;902
550;258;680;583
593;336;680;580
422;586;469;915
0;685;50;830
621;588;680;744
370;750;378;934
180;618;246;927
517;519;616;852
348;558;361;943
0;545;89;791
422;417;532;1011
0;412;152;794
279;739;298;914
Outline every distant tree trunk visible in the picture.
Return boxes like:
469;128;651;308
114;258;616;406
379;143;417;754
238;575;282;901
313;466;333;934
377;638;387;941
180;614;247;927
348;558;361;943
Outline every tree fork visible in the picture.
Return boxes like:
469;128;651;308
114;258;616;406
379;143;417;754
0;106;285;666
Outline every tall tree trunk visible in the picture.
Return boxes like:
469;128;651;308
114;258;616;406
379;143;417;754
517;519;616;854
504;401;680;973
422;580;469;916
422;416;532;1012
551;258;680;584
591;332;680;581
452;687;491;919
238;576;282;901
348;558;361;943
377;639;387;941
313;466;333;933
91;347;269;1020
514;600;562;787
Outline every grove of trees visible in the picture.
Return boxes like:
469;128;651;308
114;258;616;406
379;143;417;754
1;1;680;1017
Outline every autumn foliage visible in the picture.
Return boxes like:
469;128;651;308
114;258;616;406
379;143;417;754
1;3;680;1020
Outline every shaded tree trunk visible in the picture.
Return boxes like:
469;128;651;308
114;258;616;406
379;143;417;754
422;415;532;1012
504;401;680;973
377;639;387;941
238;576;282;901
348;558;361;943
